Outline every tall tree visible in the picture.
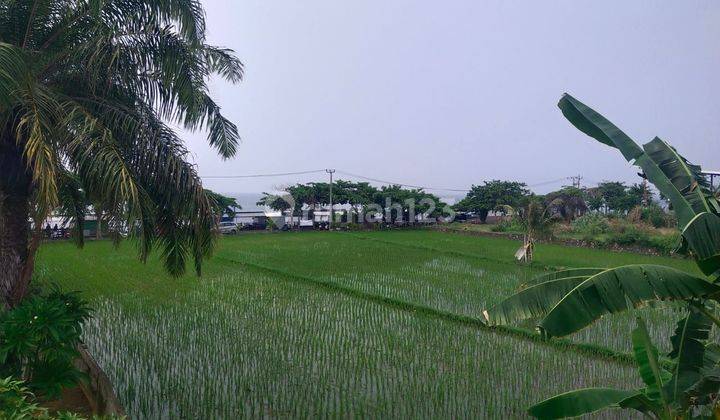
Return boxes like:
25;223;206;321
455;180;529;223
544;186;588;221
0;0;243;307
626;182;647;208
373;185;412;223
596;181;629;213
584;187;605;212
257;192;293;212
206;190;241;220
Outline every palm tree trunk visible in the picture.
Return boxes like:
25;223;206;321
0;190;31;309
0;135;32;308
95;209;102;240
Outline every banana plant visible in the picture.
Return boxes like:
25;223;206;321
497;198;558;263
484;94;720;418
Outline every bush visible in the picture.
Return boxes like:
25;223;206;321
490;218;524;233
601;225;680;254
266;218;278;231
571;213;610;235
610;225;647;245
0;376;90;419
0;376;45;418
0;288;91;398
640;205;670;228
345;222;363;231
644;231;681;254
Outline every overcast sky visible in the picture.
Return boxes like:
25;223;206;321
184;0;720;196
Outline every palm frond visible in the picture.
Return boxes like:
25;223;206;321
0;0;241;281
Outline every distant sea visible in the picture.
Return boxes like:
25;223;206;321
224;193;265;212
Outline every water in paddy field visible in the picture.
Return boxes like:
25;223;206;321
38;230;680;418
82;270;639;419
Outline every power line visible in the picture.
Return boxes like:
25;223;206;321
528;177;568;188
335;170;470;192
201;169;325;179
202;168;578;193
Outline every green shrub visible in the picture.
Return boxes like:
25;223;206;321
0;376;45;418
643;231;681;254
600;225;679;255
0;376;93;419
265;218;275;230
571;213;610;235
640;205;669;228
345;222;363;231
0;288;91;398
490;218;524;233
610;225;647;245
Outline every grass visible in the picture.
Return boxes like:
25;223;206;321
35;230;698;418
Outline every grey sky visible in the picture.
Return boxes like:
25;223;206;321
185;0;720;196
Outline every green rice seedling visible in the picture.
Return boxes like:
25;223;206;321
35;230;696;417
81;272;639;418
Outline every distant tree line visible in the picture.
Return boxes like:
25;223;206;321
253;178;665;226
453;179;660;223
257;181;451;224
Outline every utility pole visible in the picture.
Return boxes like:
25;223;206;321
326;169;335;229
567;175;583;189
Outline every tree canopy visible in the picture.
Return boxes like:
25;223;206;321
258;180;449;224
590;181;647;214
206;190;241;219
0;0;243;306
454;180;529;223
544;186;588;221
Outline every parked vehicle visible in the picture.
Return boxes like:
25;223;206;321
218;221;239;234
298;219;314;230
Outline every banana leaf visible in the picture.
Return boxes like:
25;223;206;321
539;265;720;337
664;306;712;406
558;94;712;230
617;392;663;416
527;388;638;419
484;275;596;325
557;94;642;161
682;212;720;277
685;366;720;404
520;268;605;289
677;343;720;405
644;138;719;215
632;318;670;404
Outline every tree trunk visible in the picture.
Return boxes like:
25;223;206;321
0;194;30;308
95;209;102;240
0;134;32;308
479;209;489;224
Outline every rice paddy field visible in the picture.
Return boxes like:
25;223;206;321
35;229;701;418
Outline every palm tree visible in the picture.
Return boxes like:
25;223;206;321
0;0;243;308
